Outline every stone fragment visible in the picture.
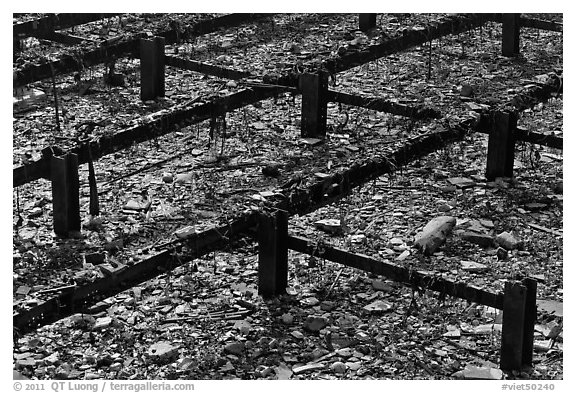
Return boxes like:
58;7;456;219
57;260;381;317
147;342;179;363
281;313;294;325
414;216;456;255
94;316;113;330
495;231;522;250
460;232;494;248
371;280;394;292
292;363;325;374
363;300;393;313
274;363;293;380
314;219;342;234
301;296;320;307
320;301;336;311
447;177;475;188
330;361;347;374
461;261;489;273
223;341;245;356
496;247;508;260
303;316;328;333
452;364;503;380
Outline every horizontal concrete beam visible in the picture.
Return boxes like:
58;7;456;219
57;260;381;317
165;55;252;80
14;14;272;88
14;13;120;38
287;234;504;309
323;14;494;75
13;86;282;187
327;90;442;119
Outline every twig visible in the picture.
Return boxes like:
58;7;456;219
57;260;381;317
326;268;344;297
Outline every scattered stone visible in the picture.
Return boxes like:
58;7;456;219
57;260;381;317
330;361;347;374
301;138;323;146
301;296;320;307
534;340;553;352
43;352;60;366
233;320;251;335
371;280;394;292
303;316;328;333
461;261;489;273
396;249;410;261
495;232;522;250
320;301;336;311
536;299;563;318
496;247;508;260
147;342;179;363
219;361;235;372
452;364;503;380
174;225;197;239
479;219;494;228
16;358;37;368
28;206;43;218
311;348;329;360
460;232;494;248
281;313;294;325
291;330;305;340
471;324;502;335
255;365;274;378
174;173;194;184
68;314;96;329
13;370;30;380
54;364;71;380
161;172;173;183
16;285;32;296
314;219;342;234
447;177;475;188
350;234;366;244
438;203;452;212
363;300;393;313
443;328;461;338
414;216;456;255
346;361;362;371
525;202;548;211
459;84;474;97
223;341;245;356
93;316;113;330
292;363;325;374
274;363;293;380
336;348;353;358
123;199;147;211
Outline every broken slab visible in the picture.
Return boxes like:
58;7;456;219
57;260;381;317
461;261;489;273
314;219;342;234
460;232;494;248
452;364;504;380
147;341;179;363
447;177;476;188
292;363;325;374
303;316;328;333
495;231;523;250
363;300;393;313
414;216;456;255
